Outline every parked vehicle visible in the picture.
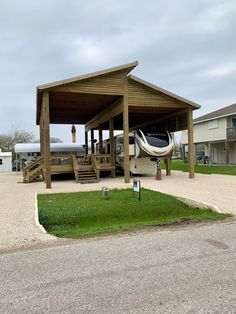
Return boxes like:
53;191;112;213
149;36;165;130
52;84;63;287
113;129;174;174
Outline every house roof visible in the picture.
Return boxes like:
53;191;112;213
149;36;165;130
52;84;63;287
194;103;236;124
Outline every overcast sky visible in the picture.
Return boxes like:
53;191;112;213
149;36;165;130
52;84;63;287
1;0;236;143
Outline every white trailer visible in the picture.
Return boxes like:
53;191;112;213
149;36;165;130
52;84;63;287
15;143;85;170
0;151;12;172
115;129;174;175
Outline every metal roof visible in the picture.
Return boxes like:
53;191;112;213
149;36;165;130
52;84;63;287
15;143;84;153
0;152;12;157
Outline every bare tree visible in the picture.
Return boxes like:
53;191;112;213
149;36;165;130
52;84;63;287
0;127;34;152
34;137;63;143
50;137;63;143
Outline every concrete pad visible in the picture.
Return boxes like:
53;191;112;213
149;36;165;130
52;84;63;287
0;170;235;251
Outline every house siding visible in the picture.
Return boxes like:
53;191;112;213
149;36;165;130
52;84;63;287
182;117;226;144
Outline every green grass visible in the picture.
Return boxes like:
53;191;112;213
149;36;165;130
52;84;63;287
38;189;230;238
162;160;236;175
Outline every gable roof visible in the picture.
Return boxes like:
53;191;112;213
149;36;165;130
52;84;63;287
194;103;236;124
37;61;138;91
36;61;200;131
129;75;200;109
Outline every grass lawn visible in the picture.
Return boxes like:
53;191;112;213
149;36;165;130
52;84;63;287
38;188;230;238
163;160;236;175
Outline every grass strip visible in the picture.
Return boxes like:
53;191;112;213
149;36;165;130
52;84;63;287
38;188;231;238
162;160;236;175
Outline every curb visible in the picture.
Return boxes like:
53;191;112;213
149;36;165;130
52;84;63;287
34;193;49;234
146;187;223;214
176;196;223;213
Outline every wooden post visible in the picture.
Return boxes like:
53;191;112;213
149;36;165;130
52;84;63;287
123;78;130;183
109;118;115;177
165;157;171;176
42;92;51;188
71;125;76;143
39;124;43;157
187;108;194;178
91;129;94;154
85;131;88;155
99;125;103;154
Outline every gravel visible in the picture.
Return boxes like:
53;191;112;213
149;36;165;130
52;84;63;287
0;170;235;251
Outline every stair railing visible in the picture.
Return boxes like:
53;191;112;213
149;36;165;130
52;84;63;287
91;154;100;181
23;156;44;179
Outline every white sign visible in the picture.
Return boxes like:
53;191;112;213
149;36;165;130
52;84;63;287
133;180;140;192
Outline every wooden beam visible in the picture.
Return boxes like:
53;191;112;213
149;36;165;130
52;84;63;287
91;129;94;154
123;78;130;183
39;124;43;157
52;85;124;96
187;108;194;178
164;158;171;176
85;131;88;155
42;92;51;188
109;118;115;177
129;109;187;131
99;125;103;154
85;98;123;132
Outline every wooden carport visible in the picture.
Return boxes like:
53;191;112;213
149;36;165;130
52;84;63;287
36;61;200;188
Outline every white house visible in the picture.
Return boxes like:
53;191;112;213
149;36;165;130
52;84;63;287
182;103;236;165
0;150;12;172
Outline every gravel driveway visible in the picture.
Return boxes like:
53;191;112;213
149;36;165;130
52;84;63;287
0;171;235;252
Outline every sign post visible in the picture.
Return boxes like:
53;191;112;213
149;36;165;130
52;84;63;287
133;179;141;201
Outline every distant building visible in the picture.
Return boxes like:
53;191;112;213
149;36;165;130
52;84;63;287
0;150;12;172
182;103;236;165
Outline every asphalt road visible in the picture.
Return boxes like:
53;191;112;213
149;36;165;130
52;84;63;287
0;221;235;314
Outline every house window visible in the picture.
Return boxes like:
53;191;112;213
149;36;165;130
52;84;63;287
0;159;2;165
232;118;236;128
208;119;219;129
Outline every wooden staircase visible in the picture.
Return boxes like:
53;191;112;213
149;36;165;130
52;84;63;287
72;155;98;183
23;156;44;183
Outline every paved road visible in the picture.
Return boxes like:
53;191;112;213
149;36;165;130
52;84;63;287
0;221;235;313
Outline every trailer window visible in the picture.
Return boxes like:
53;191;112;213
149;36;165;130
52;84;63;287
136;130;144;141
117;137;123;144
129;137;135;144
144;132;169;147
0;159;2;165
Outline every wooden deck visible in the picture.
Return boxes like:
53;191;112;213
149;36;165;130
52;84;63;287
23;154;115;183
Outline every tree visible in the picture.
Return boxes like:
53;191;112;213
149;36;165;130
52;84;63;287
50;137;63;143
0;127;34;152
34;137;63;143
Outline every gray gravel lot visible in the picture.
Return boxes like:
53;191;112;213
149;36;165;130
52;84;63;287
0;171;235;251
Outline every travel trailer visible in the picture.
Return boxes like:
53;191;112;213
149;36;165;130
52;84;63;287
15;143;85;170
102;129;174;174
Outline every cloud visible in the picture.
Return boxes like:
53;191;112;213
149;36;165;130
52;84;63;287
0;0;236;141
